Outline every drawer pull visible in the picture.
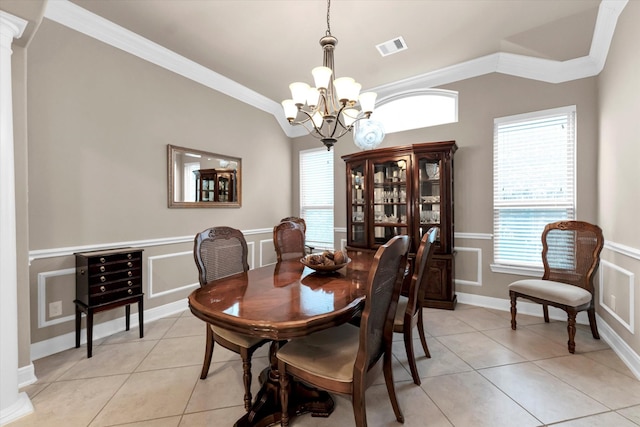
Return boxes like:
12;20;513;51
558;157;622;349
127;271;133;277
100;285;106;293
100;257;106;264
127;289;133;295
127;254;132;259
128;280;133;286
100;266;105;272
100;276;106;282
127;262;133;268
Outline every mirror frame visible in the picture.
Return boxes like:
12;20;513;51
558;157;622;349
167;144;242;208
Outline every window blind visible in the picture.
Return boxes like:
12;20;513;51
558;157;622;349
493;106;576;267
300;148;334;250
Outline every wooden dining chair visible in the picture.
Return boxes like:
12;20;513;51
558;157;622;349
393;227;438;385
274;220;306;262
280;216;314;254
276;235;410;427
508;220;604;353
193;226;270;411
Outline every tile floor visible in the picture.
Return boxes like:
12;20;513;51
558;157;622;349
11;304;640;427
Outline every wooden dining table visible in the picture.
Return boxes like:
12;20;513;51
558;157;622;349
188;249;376;427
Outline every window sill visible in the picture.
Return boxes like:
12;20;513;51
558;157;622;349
490;263;543;277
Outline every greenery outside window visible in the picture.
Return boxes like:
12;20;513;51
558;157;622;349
492;105;576;274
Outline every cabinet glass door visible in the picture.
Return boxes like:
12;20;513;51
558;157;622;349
348;161;367;247
371;157;410;246
418;157;441;242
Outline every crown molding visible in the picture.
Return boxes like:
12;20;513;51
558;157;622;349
0;10;29;40
44;0;628;138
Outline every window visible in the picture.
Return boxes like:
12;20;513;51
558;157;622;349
300;148;334;250
373;89;458;134
493;106;576;271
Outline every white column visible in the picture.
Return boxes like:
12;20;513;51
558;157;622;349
0;10;33;426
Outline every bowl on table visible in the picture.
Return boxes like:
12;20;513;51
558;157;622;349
300;251;351;273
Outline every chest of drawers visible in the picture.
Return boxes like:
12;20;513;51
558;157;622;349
74;247;144;357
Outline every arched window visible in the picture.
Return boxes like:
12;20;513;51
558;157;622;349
373;89;458;134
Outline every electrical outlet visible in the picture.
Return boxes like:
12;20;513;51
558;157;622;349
49;301;62;317
610;295;616;312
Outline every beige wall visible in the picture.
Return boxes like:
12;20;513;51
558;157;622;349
294;73;599;301
23;19;293;356
597;0;640;355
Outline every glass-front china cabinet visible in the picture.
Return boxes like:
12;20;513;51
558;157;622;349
343;141;457;309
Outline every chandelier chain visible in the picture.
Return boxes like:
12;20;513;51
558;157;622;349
326;0;331;36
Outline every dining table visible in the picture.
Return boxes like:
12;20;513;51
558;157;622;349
188;249;376;427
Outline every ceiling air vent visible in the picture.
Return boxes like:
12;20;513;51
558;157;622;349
376;36;408;57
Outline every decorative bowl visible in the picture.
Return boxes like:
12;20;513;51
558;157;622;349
300;256;351;273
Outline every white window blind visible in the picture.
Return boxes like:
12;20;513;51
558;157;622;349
493;106;576;268
300;148;334;250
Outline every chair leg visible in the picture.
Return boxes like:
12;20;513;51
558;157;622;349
278;360;290;427
567;310;577;354
509;292;517;330
588;307;600;339
200;324;215;379
417;309;431;358
240;349;253;412
543;304;550;323
352;378;368;427
383;349;404;424
403;325;420;385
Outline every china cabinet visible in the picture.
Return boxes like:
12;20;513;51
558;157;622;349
342;141;457;309
194;168;236;202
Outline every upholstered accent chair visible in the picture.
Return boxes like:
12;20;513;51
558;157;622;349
508;220;604;354
394;227;438;385
274;220;307;262
193;226;269;410
276;235;410;427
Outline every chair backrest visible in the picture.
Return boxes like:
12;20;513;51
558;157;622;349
280;216;306;234
541;221;604;294
274;220;306;262
355;235;410;374
405;227;439;319
193;226;249;286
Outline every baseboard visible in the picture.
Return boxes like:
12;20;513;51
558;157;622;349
457;292;640;380
30;299;188;361
17;363;36;388
0;392;33;426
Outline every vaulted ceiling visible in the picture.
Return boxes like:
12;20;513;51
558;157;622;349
2;0;628;137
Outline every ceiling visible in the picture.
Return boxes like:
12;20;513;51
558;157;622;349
2;0;627;137
62;0;603;103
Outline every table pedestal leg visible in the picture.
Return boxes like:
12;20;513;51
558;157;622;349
234;341;334;427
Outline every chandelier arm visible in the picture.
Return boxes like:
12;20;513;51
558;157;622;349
292;108;329;140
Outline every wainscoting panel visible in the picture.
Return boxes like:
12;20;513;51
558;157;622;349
600;259;635;333
37;268;75;329
147;251;198;299
454;246;482;287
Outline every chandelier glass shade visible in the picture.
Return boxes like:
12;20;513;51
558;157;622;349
282;0;377;150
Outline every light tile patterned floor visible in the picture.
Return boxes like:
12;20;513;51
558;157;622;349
11;304;640;427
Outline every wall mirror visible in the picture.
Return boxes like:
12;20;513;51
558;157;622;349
167;144;241;208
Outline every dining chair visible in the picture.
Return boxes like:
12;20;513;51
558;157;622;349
193;226;270;411
280;216;314;254
276;235;410;427
274;220;307;262
394;226;438;385
508;220;604;353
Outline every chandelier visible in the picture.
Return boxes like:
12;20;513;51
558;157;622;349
281;0;377;150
